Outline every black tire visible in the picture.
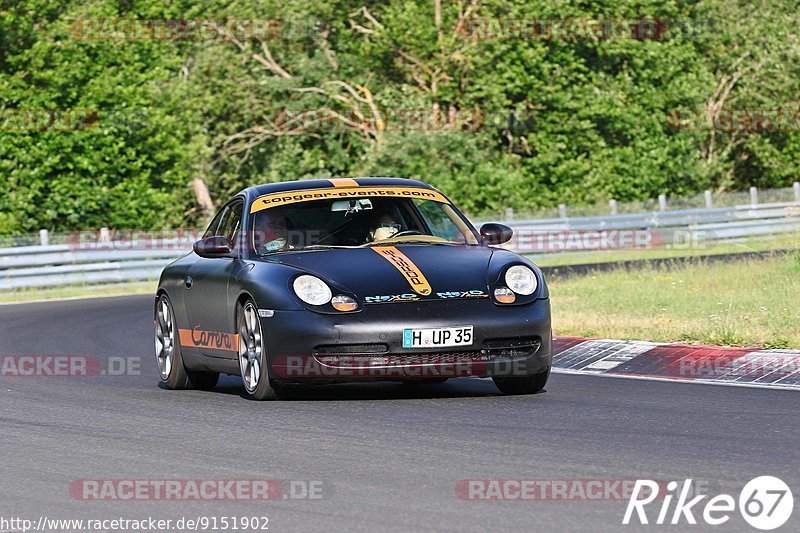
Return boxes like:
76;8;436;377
237;299;281;400
492;367;550;395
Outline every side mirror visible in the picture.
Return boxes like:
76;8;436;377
480;223;513;245
193;236;233;258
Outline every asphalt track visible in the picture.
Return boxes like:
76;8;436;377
1;295;799;533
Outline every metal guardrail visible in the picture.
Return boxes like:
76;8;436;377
498;202;800;229
490;202;800;254
1;201;798;290
0;242;193;290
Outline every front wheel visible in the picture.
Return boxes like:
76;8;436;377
492;367;550;395
237;300;280;400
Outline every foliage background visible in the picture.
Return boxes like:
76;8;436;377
1;0;798;234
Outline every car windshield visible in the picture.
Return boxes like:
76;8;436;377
250;195;479;255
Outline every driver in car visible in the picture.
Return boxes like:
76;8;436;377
367;213;402;243
256;212;291;252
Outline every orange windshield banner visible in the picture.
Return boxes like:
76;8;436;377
250;186;450;213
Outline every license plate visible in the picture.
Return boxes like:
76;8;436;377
402;326;473;349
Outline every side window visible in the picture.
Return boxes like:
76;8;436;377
218;201;243;248
202;207;225;239
414;199;461;240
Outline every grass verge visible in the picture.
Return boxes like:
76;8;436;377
549;252;800;348
0;281;156;304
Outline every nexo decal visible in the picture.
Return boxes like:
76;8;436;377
436;290;488;299
364;293;420;304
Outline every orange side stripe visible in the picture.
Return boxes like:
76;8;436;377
372;246;432;296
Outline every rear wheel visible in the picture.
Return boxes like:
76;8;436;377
238;300;280;400
492;367;550;395
154;294;219;391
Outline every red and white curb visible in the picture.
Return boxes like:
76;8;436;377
552;337;800;390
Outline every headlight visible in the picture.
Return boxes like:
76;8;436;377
505;265;537;295
293;275;332;306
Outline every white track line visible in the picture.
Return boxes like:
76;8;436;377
552;367;800;391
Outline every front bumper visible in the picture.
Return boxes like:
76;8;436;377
262;298;552;383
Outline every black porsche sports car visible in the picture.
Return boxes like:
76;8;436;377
155;177;551;399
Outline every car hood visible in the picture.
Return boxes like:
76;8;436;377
262;245;494;300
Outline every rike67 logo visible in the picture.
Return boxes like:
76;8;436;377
624;476;794;530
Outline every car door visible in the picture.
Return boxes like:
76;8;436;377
183;199;244;360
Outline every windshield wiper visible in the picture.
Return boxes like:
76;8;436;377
297;245;342;250
365;239;458;247
259;244;340;256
